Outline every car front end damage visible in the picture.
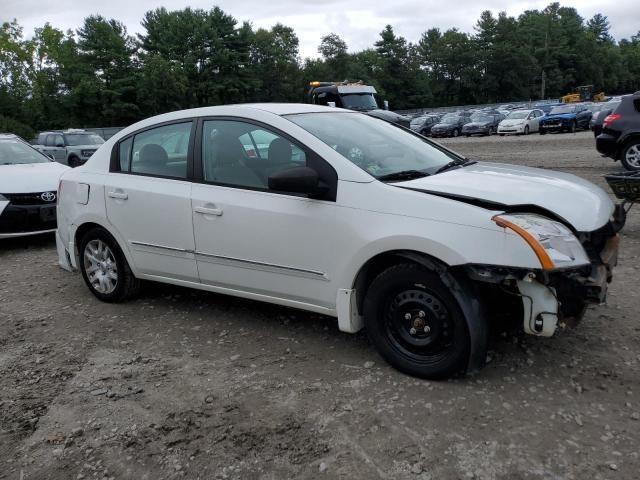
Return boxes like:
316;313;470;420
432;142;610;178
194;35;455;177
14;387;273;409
460;207;624;337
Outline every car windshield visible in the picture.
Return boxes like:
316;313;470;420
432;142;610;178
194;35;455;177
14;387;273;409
287;112;461;179
550;106;575;115
470;114;492;122
0;140;50;165
440;114;460;124
64;134;104;146
339;93;378;111
410;117;426;126
507;111;529;120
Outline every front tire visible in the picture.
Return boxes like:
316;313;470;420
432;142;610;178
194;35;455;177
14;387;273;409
363;263;471;379
68;156;81;168
539;129;547;135
523;125;530;135
79;228;140;302
452;129;460;138
569;121;577;134
621;140;640;171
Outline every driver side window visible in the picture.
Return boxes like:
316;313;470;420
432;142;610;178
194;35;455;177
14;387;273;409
201;120;306;190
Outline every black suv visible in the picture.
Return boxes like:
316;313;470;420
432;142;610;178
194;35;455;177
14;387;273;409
596;92;640;170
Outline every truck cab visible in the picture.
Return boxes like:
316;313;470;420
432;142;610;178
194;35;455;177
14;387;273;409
306;81;410;128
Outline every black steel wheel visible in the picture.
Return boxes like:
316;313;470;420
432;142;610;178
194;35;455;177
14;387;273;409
364;263;472;379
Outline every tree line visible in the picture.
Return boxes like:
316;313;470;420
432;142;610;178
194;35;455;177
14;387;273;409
1;2;639;139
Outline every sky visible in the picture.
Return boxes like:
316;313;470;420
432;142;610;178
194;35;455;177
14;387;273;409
3;0;637;59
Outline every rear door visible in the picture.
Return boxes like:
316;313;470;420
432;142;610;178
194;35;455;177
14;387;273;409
104;120;199;281
51;134;66;163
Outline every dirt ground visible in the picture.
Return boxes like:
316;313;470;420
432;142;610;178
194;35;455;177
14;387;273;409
1;130;639;480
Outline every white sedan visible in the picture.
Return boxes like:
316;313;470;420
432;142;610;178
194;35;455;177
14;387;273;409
0;134;69;238
497;109;545;135
56;104;621;379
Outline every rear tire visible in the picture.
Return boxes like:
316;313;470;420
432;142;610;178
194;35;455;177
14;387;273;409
79;227;140;302
621;140;640;171
364;263;472;379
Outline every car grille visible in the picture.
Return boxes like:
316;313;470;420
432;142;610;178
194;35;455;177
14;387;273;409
0;204;57;233
2;192;57;205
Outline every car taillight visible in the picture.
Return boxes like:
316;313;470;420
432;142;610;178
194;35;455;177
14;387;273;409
603;113;621;128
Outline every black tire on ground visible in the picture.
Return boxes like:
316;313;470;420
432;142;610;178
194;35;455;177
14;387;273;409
68;156;81;168
363;263;473;379
539;129;547;135
620;140;640;171
452;129;460;138
524;125;530;135
78;227;140;302
569;121;577;133
499;133;505;136
465;133;470;137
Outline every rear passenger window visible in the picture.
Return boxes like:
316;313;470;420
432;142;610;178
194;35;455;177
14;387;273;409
124;122;192;179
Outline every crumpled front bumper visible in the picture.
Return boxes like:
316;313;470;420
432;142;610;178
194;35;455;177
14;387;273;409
464;209;624;337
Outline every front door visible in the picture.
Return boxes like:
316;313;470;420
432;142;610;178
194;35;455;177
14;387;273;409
105;120;198;281
191;118;340;308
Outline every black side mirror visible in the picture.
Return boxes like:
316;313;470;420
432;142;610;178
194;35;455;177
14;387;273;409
268;166;325;196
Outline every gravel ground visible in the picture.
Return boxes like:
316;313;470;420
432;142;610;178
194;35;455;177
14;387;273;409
1;130;639;480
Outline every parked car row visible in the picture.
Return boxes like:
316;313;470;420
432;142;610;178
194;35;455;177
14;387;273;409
410;99;627;139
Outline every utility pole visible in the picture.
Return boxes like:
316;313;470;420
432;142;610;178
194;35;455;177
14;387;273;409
541;70;546;99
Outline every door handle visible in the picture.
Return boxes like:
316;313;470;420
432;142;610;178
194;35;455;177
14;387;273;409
107;191;128;200
194;205;223;216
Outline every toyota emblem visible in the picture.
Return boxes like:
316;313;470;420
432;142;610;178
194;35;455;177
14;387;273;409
41;191;56;202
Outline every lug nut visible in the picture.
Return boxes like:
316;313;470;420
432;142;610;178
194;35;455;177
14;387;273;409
418;311;426;318
409;327;417;335
404;313;412;320
424;326;431;333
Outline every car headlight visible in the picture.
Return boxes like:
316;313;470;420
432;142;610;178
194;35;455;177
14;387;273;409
492;213;589;270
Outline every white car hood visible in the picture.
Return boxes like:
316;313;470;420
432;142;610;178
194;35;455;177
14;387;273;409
400;162;613;231
500;119;525;127
0;162;69;194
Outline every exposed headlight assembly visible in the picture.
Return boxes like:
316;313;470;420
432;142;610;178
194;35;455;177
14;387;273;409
493;213;589;270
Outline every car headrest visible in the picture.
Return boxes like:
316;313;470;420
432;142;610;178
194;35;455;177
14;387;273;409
267;138;292;165
139;144;168;164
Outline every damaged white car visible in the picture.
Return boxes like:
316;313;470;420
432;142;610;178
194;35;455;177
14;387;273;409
55;104;623;379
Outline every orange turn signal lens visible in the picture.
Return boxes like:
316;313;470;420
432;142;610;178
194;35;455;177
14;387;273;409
492;215;555;270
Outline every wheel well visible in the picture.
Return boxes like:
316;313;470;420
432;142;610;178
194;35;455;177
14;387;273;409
353;250;448;315
74;222;105;249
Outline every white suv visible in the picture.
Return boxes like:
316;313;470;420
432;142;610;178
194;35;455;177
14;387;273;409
56;104;622;379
